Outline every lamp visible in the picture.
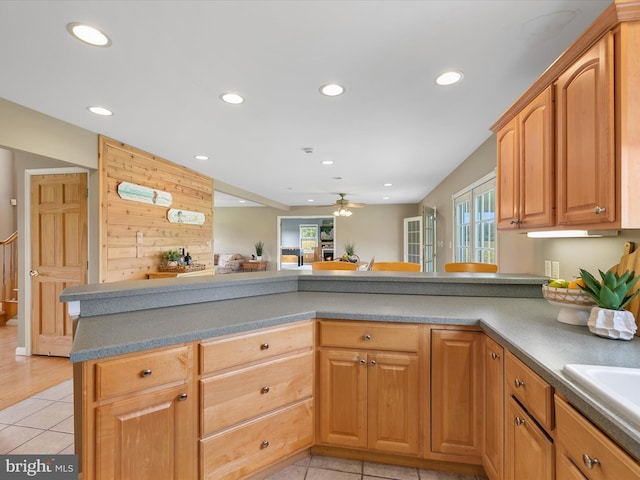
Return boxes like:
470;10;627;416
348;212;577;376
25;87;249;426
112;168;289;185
333;206;352;217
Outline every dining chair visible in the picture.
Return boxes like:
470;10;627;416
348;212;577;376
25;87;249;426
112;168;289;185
371;261;421;272
311;261;358;271
444;262;498;273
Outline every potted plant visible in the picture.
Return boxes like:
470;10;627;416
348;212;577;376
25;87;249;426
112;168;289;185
254;241;264;261
342;242;358;263
578;268;640;340
163;249;182;267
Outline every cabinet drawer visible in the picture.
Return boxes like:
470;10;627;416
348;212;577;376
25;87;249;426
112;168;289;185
200;321;313;374
555;395;640;480
201;350;313;435
95;344;191;400
319;320;419;352
200;399;313;480
505;351;554;431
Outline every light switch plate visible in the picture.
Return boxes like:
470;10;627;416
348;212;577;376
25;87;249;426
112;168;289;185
544;260;552;277
552;261;560;279
136;231;143;244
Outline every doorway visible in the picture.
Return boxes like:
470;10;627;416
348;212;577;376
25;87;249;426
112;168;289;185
277;216;335;270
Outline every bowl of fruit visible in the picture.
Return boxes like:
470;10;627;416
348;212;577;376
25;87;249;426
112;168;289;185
542;278;596;325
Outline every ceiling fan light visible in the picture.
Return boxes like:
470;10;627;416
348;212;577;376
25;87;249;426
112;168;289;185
334;206;352;217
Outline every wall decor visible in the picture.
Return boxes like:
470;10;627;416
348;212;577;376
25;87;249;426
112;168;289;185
167;208;205;225
117;181;173;206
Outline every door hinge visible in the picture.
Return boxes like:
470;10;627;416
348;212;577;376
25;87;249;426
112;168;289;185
85;188;89;198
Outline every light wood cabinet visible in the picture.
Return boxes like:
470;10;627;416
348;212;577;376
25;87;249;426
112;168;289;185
81;343;197;480
505;396;554;480
430;329;483;462
556;33;615;227
483;336;504;480
317;320;421;456
504;351;554;480
199;320;314;480
497;86;554;230
555;394;640;480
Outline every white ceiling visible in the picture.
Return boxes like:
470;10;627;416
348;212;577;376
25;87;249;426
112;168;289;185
0;0;611;209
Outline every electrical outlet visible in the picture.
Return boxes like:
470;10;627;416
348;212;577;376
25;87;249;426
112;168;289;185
544;260;552;277
136;231;143;244
552;261;560;279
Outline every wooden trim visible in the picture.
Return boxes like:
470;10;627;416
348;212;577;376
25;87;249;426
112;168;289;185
491;1;640;132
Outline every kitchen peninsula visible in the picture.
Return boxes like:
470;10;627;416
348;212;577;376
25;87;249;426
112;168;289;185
62;271;640;480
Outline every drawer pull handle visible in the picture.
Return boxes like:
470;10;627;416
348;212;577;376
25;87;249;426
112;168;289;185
141;369;152;377
261;440;269;449
359;359;366;365
370;360;376;366
364;334;372;341
178;393;188;401
261;343;269;350
594;206;606;215
261;386;270;394
491;352;500;360
582;454;601;469
510;219;521;225
515;416;526;426
514;379;525;388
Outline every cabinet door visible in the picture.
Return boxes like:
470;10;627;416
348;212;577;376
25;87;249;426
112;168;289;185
497;117;520;229
483;337;504;480
368;352;420;455
95;384;196;480
505;398;553;480
318;349;367;448
556;33;615;226
519;86;554;229
556;453;588;480
431;330;483;459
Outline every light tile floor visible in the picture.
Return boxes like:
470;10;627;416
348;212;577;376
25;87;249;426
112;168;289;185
0;379;74;455
0;381;486;480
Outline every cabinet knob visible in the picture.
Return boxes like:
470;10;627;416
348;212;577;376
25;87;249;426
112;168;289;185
359;359;366;365
594;206;606;215
491;352;500;360
261;440;270;449
514;379;525;388
582;454;601;469
261;386;270;394
515;416;526;426
370;360;376;366
178;393;188;401
261;343;269;350
364;334;372;341
141;369;152;377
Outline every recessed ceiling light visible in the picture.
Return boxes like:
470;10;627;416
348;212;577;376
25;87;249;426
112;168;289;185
194;155;209;160
320;83;345;96
382;196;390;200
239;200;246;204
383;183;392;187
436;71;464;86
307;199;315;203
220;92;244;104
321;160;334;165
87;106;113;116
67;22;111;47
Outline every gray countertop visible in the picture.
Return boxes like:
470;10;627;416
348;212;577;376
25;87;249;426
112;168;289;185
65;272;640;461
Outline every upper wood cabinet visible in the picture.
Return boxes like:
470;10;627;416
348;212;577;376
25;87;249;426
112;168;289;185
493;5;640;231
556;33;615;227
497;86;554;230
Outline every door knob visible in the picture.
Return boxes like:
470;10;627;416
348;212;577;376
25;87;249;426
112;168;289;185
29;270;39;277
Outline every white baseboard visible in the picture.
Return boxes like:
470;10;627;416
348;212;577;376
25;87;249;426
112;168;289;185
6;318;18;326
15;346;28;356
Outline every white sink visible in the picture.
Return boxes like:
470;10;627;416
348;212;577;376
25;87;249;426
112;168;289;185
563;364;640;428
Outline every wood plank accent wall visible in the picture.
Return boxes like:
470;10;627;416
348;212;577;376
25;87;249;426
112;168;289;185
99;136;213;282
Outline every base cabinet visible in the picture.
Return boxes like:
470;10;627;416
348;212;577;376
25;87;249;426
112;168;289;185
317;320;421;456
430;328;483;462
483;336;504;480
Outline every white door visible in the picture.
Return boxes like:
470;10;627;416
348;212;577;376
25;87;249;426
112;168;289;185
423;207;436;273
403;216;422;269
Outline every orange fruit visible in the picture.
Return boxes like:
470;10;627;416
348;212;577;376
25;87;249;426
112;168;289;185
568;278;585;289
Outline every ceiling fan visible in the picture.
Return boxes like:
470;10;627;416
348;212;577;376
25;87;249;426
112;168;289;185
328;193;364;217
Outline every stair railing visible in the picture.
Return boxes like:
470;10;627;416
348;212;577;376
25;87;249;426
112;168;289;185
1;232;18;312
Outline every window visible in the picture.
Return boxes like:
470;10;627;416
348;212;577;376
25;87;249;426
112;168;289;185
299;224;318;252
453;173;496;263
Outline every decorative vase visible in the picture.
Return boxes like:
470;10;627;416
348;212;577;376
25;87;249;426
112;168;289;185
256;256;262;261
587;307;637;340
167;260;178;267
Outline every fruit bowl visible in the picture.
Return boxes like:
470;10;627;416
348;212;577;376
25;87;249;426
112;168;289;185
542;285;596;326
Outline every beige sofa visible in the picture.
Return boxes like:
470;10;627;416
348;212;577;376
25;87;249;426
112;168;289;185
214;253;245;274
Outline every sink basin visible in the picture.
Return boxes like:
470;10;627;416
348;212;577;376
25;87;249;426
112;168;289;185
563;364;640;429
